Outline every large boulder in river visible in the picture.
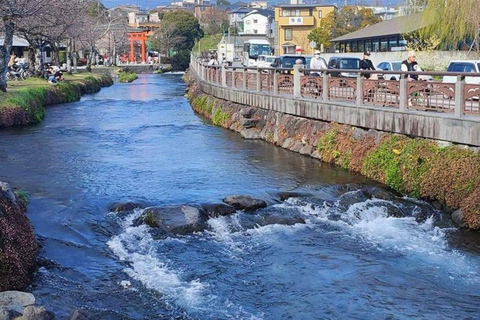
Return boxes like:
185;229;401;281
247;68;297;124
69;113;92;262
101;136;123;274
135;206;207;235
109;201;145;213
200;203;236;218
0;182;37;291
254;213;305;227
337;190;369;209
222;195;267;212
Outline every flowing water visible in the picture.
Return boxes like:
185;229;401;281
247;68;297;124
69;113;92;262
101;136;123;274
1;74;479;319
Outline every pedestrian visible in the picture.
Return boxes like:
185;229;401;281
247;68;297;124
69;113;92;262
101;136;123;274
401;51;420;80
208;55;218;66
309;50;327;76
8;53;16;67
360;50;376;79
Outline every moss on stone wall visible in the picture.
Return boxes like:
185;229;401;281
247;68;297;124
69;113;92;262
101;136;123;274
187;82;480;229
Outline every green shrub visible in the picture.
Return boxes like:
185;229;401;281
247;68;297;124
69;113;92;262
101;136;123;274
118;71;138;83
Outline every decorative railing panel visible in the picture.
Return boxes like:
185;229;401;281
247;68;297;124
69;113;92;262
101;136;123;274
464;84;480;115
225;70;233;87
246;72;257;91
328;78;356;101
407;81;455;113
363;79;400;107
277;74;294;95
300;75;323;99
233;71;244;89
260;73;273;93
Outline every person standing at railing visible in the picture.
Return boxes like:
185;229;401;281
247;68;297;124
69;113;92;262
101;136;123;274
401;51;420;81
309;50;327;76
208;55;219;66
360;50;376;79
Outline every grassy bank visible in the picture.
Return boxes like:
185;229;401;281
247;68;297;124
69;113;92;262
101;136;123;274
188;86;480;229
193;34;223;53
0;73;113;127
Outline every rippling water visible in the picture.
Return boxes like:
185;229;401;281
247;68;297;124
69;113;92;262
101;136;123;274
1;74;479;319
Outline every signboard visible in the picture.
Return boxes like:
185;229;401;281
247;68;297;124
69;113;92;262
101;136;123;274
309;41;316;49
289;17;304;25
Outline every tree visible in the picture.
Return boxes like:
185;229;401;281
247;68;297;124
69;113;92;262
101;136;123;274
151;11;203;70
307;11;335;50
307;6;381;52
421;0;480;51
217;0;231;5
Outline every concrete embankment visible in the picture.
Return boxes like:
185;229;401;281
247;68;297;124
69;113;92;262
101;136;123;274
0;74;113;128
186;74;480;229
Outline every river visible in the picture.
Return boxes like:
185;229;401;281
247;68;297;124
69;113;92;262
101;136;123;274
0;74;479;319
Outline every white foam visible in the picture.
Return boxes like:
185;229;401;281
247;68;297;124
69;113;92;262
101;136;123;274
107;210;206;308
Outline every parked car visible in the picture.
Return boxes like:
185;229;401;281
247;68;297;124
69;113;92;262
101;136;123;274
257;55;277;69
327;57;361;78
377;61;402;80
443;60;480;84
377;60;433;82
271;55;306;74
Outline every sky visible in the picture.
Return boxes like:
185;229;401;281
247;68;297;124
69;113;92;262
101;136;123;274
101;0;402;9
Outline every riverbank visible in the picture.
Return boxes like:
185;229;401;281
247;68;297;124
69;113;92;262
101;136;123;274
186;74;480;229
0;73;113;128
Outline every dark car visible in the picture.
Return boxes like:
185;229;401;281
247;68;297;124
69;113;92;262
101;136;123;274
271;55;306;74
327;57;361;78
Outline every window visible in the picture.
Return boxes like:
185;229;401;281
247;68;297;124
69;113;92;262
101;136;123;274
245;20;251;24
253;19;258;23
318;10;322;18
284;28;292;41
253;29;258;34
309;9;313;16
282;9;300;17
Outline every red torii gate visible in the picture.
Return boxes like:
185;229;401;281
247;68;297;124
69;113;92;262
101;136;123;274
127;32;148;64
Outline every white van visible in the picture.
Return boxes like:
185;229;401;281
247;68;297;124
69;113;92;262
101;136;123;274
443;60;480;84
257;55;276;69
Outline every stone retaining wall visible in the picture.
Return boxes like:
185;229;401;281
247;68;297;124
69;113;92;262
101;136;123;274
186;74;480;229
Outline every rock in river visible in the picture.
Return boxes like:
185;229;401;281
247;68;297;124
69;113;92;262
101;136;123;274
201;203;237;218
222;195;267;212
135;206;207;235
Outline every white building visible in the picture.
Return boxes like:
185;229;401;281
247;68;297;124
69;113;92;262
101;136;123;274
365;6;398;20
242;9;274;36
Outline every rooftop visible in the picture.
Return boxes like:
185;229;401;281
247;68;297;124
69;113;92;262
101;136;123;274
331;13;428;42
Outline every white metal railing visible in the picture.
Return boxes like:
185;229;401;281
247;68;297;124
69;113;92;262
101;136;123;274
190;55;480;118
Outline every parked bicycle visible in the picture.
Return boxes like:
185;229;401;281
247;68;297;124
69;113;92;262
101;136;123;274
6;63;31;81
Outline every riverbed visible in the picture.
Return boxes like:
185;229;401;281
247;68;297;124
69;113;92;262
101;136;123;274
0;74;479;319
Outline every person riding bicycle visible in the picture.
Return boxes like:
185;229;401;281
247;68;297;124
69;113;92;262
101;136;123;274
401;51;420;81
309;50;327;76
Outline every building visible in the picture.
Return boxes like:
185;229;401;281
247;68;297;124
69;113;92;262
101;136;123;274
128;11;161;34
365;6;398;20
250;1;268;9
229;7;254;33
242;9;274;37
330;13;428;53
194;5;230;28
273;0;336;55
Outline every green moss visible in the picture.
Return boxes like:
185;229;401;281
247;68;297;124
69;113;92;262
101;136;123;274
118;71;138;83
144;212;160;228
212;108;229;126
317;130;337;152
13;189;29;204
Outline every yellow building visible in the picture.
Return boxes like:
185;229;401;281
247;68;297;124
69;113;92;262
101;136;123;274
274;2;336;55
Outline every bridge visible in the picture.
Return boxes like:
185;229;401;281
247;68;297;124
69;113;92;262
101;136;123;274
189;56;480;147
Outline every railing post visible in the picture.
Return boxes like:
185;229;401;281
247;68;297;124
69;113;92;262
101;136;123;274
293;62;302;98
356;73;363;106
399;74;407;111
242;68;247;90
221;65;227;87
256;69;261;92
216;66;220;84
323;73;329;101
273;71;278;95
454;75;465;117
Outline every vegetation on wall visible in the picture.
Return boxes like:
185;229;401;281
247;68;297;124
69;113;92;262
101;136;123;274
118;71;138;83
